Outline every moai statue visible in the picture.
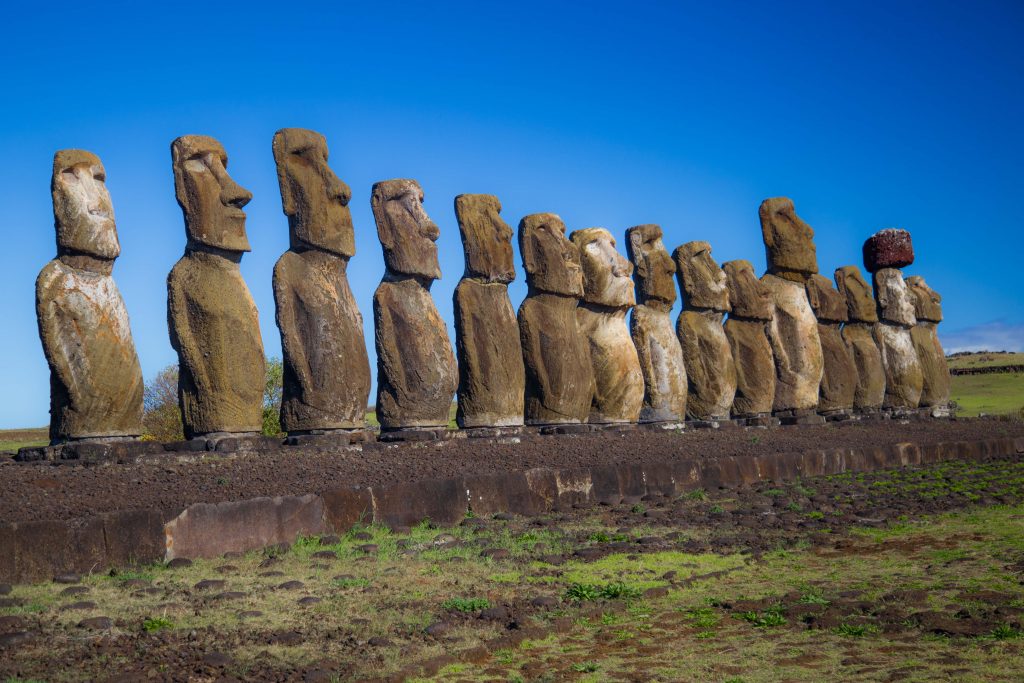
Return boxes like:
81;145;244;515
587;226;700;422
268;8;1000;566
673;241;737;423
452;194;525;429
571;228;644;423
722;260;776;421
625;224;687;423
805;274;857;417
271;128;371;435
168;135;265;439
518;213;593;425
864;229;924;411
371;179;457;431
36;150;144;444
758;197;825;422
834;266;886;412
906;275;951;415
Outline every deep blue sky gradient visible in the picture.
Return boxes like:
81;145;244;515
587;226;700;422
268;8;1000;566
2;0;1022;428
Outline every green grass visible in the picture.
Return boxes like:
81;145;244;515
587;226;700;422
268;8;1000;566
946;352;1024;370
0;427;48;452
950;372;1024;416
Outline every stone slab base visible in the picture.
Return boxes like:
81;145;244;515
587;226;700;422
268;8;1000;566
538;424;595;436
377;428;450;443
2;436;1022;584
736;415;781;428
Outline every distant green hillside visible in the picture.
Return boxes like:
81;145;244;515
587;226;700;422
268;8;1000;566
946;351;1024;370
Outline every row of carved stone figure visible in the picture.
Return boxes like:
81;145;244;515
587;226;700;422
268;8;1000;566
36;130;950;444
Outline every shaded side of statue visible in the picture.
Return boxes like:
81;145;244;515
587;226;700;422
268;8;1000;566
722;259;775;418
834;265;885;412
805;274;858;416
906;275;950;413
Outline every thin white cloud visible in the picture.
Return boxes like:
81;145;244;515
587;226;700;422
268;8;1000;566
940;320;1024;354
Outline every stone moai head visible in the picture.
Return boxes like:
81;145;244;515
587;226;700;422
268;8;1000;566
570;228;635;308
906;276;943;323
371;178;441;281
518;213;583;297
834;266;879;323
863;228;913;273
272;128;354;258
673;241;730;312
172;135;253;253
759;197;818;281
52;149;119;260
625;224;676;306
454;193;515;284
722;259;773;321
874;268;917;327
805;274;849;324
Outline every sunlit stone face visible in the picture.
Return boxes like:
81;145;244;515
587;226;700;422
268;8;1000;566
455;193;515;283
674;241;730;312
273;128;355;258
626;224;676;306
759;197;818;278
371;178;441;280
571;228;634;308
52;150;119;260
905;275;943;323
172;135;253;253
723;259;773;320
519;213;583;297
874;268;917;327
834;265;878;324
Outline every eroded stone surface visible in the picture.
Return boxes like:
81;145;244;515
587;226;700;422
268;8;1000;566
272;129;370;432
673;241;730;312
806;274;856;414
873;322;924;409
863;228;914;273
835;265;885;410
572;228;643;423
168;136;264;437
453;194;524;428
626;225;686;422
875;268;918;328
760;274;824;413
906;276;950;408
834;265;879;324
518;214;592;424
371;179;457;430
759;197;818;281
722;260;775;417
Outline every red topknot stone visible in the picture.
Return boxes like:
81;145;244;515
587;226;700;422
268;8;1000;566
863;228;914;273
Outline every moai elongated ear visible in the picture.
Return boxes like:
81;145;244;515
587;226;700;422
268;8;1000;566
271;129;297;217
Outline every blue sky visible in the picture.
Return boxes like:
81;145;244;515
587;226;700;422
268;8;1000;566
2;0;1022;428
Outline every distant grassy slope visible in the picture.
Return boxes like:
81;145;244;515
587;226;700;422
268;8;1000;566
951;372;1024;417
947;351;1024;370
0;427;48;452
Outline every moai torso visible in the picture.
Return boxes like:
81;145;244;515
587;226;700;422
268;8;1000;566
722;260;775;417
906;275;950;408
572;228;643;423
805;274;857;414
759;198;824;413
371;179;457;429
674;241;736;421
834;265;885;410
518;213;593;424
37;153;144;443
271;129;370;432
626;224;687;423
452;194;525;428
167;135;265;438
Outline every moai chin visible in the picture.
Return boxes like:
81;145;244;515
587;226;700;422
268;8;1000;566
869;241;924;411
571;228;644;424
722;259;775;419
626;224;687;423
834;266;885;411
805;274;857;417
905;275;950;414
167;135;266;439
271;128;371;434
517;213;593;425
757;198;825;417
673;241;737;422
453;194;525;428
371;179;457;430
36;149;144;444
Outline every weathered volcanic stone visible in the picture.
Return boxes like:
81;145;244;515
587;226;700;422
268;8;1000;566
625;225;687;422
873;268;923;409
453;194;524;428
722;260;775;417
518;213;593;424
760;197;818;281
863;228;914;273
572;228;643;423
906;276;951;408
168;136;265;437
760;274;824;413
834;265;885;410
272;129;370;433
806;275;856;414
371;179;457;430
36;150;144;443
674;242;736;421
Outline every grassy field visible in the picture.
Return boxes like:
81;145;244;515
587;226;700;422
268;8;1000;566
946;351;1024;370
951;372;1024;417
0;427;47;452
